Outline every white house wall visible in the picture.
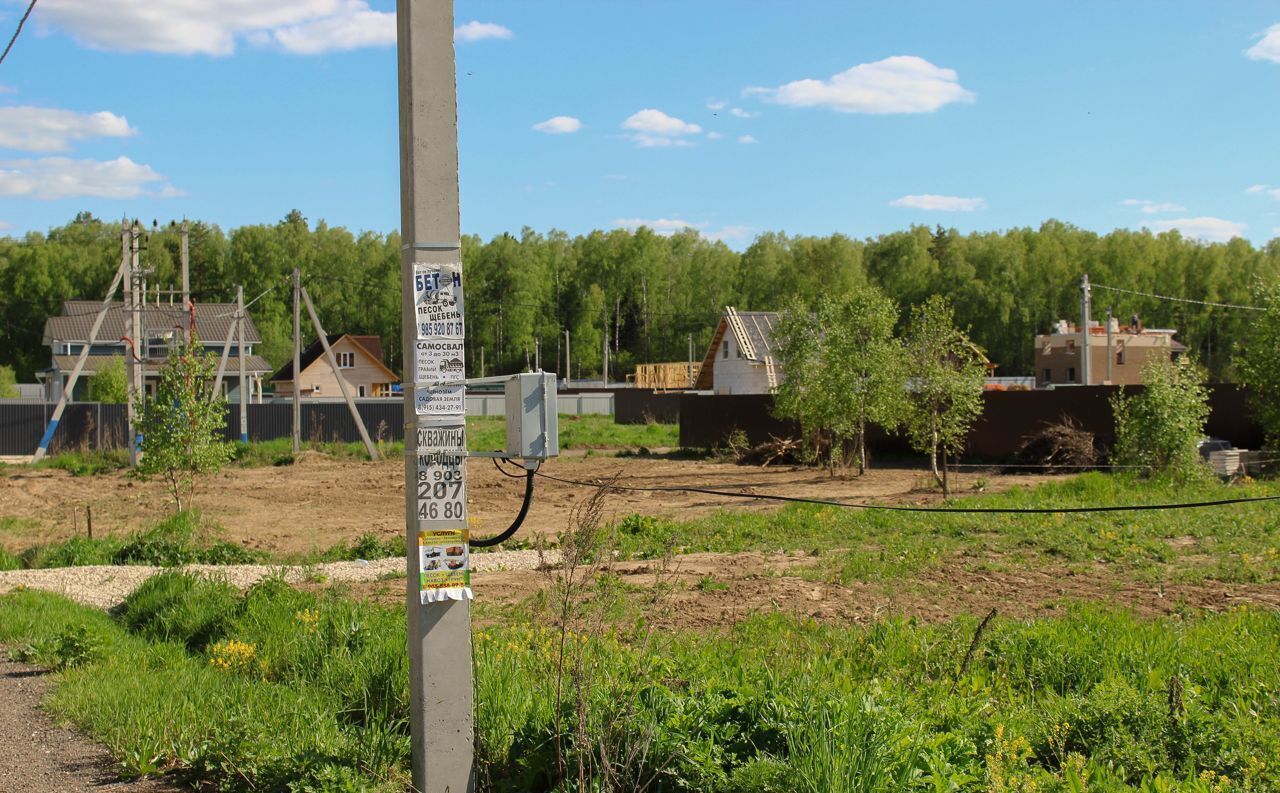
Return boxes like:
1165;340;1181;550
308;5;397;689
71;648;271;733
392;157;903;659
712;334;772;395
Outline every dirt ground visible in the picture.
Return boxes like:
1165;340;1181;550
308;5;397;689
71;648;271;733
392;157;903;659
0;455;1056;556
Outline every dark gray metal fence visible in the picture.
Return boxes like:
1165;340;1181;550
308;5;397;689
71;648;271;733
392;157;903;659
0;401;406;455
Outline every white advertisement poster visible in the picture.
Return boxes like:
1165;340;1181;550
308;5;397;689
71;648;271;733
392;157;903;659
413;262;465;339
414;338;466;386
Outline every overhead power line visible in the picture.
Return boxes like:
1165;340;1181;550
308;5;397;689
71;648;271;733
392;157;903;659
1091;283;1266;312
0;0;37;68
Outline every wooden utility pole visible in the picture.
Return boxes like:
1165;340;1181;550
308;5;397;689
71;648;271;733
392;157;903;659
292;267;302;454
180;220;190;343
398;2;474;790
128;221;143;466
236;286;248;443
301;287;378;461
32;227;129;462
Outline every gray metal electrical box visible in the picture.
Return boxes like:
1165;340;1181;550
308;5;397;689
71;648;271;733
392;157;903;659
504;372;559;460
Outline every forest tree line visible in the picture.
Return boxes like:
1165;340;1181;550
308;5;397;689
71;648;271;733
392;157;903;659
1;210;1277;384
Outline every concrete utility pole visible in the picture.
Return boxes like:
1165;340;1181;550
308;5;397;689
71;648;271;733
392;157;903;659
1080;273;1091;387
564;329;571;388
602;305;609;386
128;221;143;466
1106;307;1114;384
292;267;302;454
237;285;248;443
398;2;474;789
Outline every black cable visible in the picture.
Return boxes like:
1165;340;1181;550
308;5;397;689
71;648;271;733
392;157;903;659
532;470;1280;515
472;463;536;546
0;0;36;67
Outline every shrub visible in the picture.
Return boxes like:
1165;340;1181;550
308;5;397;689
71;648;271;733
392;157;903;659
1111;356;1210;477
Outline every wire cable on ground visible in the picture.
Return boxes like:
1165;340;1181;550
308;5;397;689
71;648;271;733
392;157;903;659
0;0;36;67
530;469;1280;515
471;458;537;546
1091;283;1265;312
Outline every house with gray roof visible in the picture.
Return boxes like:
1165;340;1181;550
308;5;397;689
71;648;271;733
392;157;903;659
39;300;273;402
694;307;782;395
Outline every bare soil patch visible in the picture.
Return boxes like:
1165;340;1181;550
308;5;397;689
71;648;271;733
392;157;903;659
340;551;1280;631
0;456;1055;556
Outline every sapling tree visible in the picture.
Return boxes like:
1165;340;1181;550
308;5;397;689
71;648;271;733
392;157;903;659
1236;280;1280;448
901;295;986;493
774;287;905;475
87;356;127;403
134;333;235;511
1110;355;1210;477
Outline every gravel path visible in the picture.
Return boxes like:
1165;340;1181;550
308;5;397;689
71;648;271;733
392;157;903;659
0;658;180;792
0;549;555;610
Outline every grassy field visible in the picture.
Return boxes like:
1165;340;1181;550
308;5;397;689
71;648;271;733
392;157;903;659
2;575;1277;792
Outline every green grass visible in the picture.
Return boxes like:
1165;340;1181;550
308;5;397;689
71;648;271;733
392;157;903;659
33;448;130;476
12;511;263;570
2;578;1278;792
467;413;678;453
608;473;1280;585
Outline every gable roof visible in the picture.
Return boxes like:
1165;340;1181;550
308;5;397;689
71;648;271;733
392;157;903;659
694;307;780;390
43;301;261;347
269;334;399;383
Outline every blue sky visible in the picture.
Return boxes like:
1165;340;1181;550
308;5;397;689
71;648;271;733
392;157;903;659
0;1;1277;247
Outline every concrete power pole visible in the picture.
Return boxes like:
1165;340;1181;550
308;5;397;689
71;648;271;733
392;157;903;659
602;305;609;386
398;3;474;791
237;285;248;443
1105;307;1114;385
1080;273;1092;386
127;221;143;467
292;267;302;454
564;329;571;389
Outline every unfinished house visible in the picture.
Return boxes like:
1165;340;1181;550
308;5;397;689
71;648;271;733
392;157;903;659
270;334;399;398
1035;317;1185;386
694;307;781;395
40;300;271;402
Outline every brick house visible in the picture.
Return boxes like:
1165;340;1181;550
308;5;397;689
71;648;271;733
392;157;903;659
1035;317;1186;387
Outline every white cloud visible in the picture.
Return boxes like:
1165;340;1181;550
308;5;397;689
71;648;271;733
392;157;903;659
532;116;582;134
454;21;514;43
704;225;753;243
0;85;15;95
1121;198;1186;214
613;217;750;242
747;55;975;114
1147;217;1247;243
729;107;757;119
0;107;135;153
890;194;986;212
621;109;702;147
0;220;12;230
32;0;398;55
0;156;167;199
738;134;758;144
706;131;723;140
706;99;728;111
614;217;704;233
273;8;394;54
1245;183;1280;200
1246;23;1280;62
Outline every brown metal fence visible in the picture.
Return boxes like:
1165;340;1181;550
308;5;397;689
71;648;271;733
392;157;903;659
679;385;1265;459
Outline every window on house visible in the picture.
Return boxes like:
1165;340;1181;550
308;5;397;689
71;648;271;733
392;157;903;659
1043;368;1051;383
357;385;366;398
1068;367;1076;383
313;384;321;394
337;351;355;368
1115;343;1126;365
723;341;729;359
1065;339;1076;354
